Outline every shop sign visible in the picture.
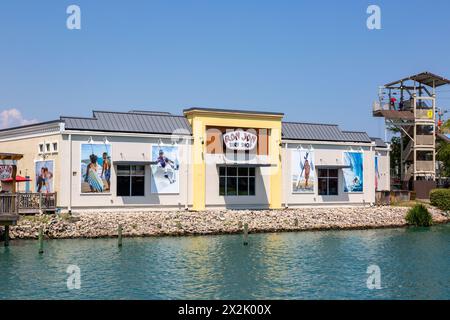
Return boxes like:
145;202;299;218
223;130;257;151
0;165;13;180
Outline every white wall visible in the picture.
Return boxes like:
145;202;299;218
376;149;390;191
59;134;193;210
282;143;376;206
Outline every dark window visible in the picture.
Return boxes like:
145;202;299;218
318;169;339;196
117;176;131;196
117;165;145;196
219;166;256;196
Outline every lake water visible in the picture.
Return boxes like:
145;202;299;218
1;224;449;299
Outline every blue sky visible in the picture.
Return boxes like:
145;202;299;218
1;0;450;138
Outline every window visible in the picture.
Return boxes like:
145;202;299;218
219;166;255;196
117;165;145;196
38;144;44;153
52;142;58;152
318;169;338;196
45;143;51;153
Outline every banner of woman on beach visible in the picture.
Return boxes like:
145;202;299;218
291;149;315;193
81;143;112;193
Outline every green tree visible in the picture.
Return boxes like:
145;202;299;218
437;141;450;177
437;119;450;177
390;136;401;178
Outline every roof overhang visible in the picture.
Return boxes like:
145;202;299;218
0;153;23;161
385;71;450;88
183;107;284;119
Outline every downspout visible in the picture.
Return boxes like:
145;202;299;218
284;142;288;208
68;133;72;213
185;139;189;210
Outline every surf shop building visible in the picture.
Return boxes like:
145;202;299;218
0;108;389;211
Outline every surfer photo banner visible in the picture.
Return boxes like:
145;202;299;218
291;149;315;193
343;152;364;193
151;145;180;194
81;143;112;193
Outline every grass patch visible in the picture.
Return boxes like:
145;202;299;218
391;200;429;208
21;214;52;224
405;204;433;227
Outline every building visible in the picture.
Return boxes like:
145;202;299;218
0;108;390;211
373;71;450;198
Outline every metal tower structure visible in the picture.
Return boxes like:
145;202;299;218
373;72;450;197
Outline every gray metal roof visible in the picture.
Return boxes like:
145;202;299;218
282;122;371;143
12;109;375;144
370;137;389;148
341;131;372;143
61;110;192;135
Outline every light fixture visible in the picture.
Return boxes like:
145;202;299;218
87;136;94;144
103;136;109;144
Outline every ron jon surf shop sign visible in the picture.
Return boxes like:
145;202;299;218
223;130;258;151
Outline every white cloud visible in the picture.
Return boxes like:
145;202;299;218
0;108;37;129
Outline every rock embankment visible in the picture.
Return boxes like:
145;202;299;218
3;206;449;240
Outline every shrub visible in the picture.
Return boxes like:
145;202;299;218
430;189;450;211
405;204;433;227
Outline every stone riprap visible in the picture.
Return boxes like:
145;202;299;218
4;206;449;240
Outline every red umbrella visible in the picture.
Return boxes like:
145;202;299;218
1;175;31;182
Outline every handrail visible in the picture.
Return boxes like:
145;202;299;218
1;192;57;215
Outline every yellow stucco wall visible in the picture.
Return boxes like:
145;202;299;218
185;110;283;211
0;135;61;194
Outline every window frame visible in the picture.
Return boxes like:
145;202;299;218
52;142;58;153
318;168;339;196
116;165;146;197
219;166;256;196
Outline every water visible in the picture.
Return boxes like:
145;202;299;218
1;224;449;299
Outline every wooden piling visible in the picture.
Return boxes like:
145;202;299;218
243;223;249;246
118;225;123;247
38;227;44;254
4;225;9;247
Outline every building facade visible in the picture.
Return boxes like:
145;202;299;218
0;108;390;211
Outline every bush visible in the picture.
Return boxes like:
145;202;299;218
405;204;433;227
430;189;450;211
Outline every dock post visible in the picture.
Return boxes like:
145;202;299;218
243;223;249;246
118;225;123;247
38;226;44;254
4;225;10;247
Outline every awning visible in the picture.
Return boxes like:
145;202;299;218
210;154;274;167
113;160;157;166
315;164;351;169
215;163;274;167
1;175;31;182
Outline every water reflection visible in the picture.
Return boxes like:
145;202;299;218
0;224;449;299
